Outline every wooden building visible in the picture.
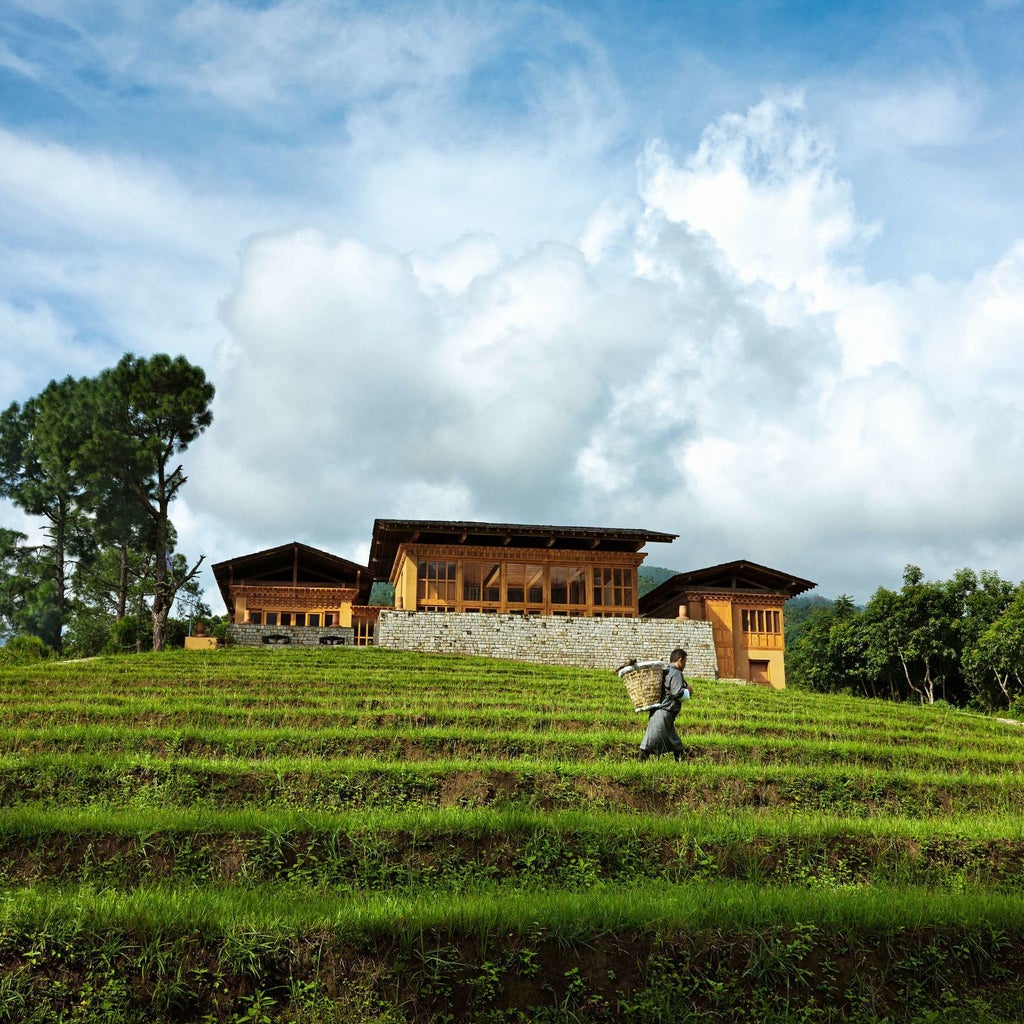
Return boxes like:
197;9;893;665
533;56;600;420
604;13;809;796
639;560;816;688
212;542;377;643
367;519;677;618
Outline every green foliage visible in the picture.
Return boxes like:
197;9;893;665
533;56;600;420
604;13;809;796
788;566;1022;708
0;633;52;665
369;580;396;606
965;584;1024;710
0;354;213;654
784;594;839;648
638;564;679;598
83;353;215;651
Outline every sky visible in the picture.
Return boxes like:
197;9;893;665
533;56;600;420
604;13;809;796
3;0;1024;608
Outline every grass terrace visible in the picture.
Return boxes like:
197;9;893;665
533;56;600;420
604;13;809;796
1;646;1023;1022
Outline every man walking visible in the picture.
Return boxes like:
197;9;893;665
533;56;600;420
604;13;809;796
638;648;691;762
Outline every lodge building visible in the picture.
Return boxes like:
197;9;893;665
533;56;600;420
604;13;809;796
211;519;816;688
367;519;676;618
638;560;816;688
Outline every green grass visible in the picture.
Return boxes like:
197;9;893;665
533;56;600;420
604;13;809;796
3;646;1024;1022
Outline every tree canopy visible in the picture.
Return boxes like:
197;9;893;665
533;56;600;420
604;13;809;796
0;353;214;653
788;565;1024;711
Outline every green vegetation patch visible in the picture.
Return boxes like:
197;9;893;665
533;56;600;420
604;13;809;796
2;647;1024;1021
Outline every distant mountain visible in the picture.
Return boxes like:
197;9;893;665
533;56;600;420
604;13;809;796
638;565;680;597
783;594;842;646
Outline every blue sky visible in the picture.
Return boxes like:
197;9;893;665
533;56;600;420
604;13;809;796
3;0;1024;606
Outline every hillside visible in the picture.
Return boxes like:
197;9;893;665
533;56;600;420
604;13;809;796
638;564;679;597
1;647;1023;1022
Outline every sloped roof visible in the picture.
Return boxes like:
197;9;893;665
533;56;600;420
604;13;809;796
640;559;817;618
368;519;678;581
212;541;373;615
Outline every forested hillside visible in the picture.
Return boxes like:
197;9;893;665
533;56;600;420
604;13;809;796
787;565;1024;710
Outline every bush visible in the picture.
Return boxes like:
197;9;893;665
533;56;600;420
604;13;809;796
0;634;53;665
105;615;153;654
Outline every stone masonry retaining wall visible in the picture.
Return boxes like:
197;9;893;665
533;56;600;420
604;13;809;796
375;611;718;676
229;624;355;647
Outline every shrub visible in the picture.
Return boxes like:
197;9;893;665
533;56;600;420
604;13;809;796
0;634;52;665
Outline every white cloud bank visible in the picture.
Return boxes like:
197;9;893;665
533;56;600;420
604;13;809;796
186;95;1024;601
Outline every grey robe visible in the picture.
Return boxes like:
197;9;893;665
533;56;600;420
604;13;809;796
639;663;689;756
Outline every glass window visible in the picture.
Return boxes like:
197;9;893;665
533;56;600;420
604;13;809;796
551;566;587;605
506;562;544;606
742;609;781;635
418;559;457;608
593;567;633;608
463;562;501;604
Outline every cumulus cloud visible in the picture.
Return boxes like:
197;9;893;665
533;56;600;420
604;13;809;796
6;3;1024;606
185;93;1024;602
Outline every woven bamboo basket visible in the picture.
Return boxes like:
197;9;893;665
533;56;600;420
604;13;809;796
617;660;665;710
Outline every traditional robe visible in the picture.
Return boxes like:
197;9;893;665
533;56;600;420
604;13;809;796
639;662;689;757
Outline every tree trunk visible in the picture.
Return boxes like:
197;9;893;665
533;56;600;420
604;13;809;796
150;490;170;653
116;544;129;620
45;496;72;655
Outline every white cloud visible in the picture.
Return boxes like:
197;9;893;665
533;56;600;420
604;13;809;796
6;2;1024;607
638;95;878;297
842;78;981;150
0;300;97;408
0;129;239;255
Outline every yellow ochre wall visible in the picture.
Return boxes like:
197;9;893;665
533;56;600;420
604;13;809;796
677;591;789;689
390;544;643;616
731;600;787;689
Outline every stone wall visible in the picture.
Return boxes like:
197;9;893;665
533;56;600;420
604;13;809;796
375;611;718;676
229;624;355;647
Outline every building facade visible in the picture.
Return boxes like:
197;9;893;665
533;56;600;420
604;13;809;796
367;519;678;619
212;542;378;645
639;560;816;688
211;527;816;684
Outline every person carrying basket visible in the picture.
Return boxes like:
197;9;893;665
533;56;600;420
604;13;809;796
638;648;691;762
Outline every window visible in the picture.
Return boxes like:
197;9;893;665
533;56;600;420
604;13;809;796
418;560;457;608
506;562;544;607
265;612;278;626
550;566;587;607
741;608;781;635
249;611;263;625
307;613;320;627
593;567;633;609
741;608;783;649
463;562;501;605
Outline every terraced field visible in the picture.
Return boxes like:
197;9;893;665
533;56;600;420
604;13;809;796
1;646;1023;1022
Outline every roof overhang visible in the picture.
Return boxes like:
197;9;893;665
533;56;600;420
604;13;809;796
639;559;817;617
212;541;373;615
367;519;678;581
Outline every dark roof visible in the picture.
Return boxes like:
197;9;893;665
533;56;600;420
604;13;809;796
640;559;817;617
212;541;373;615
368;519;678;581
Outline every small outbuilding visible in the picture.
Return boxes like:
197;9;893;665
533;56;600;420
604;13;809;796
212;541;377;644
639;560;816;688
